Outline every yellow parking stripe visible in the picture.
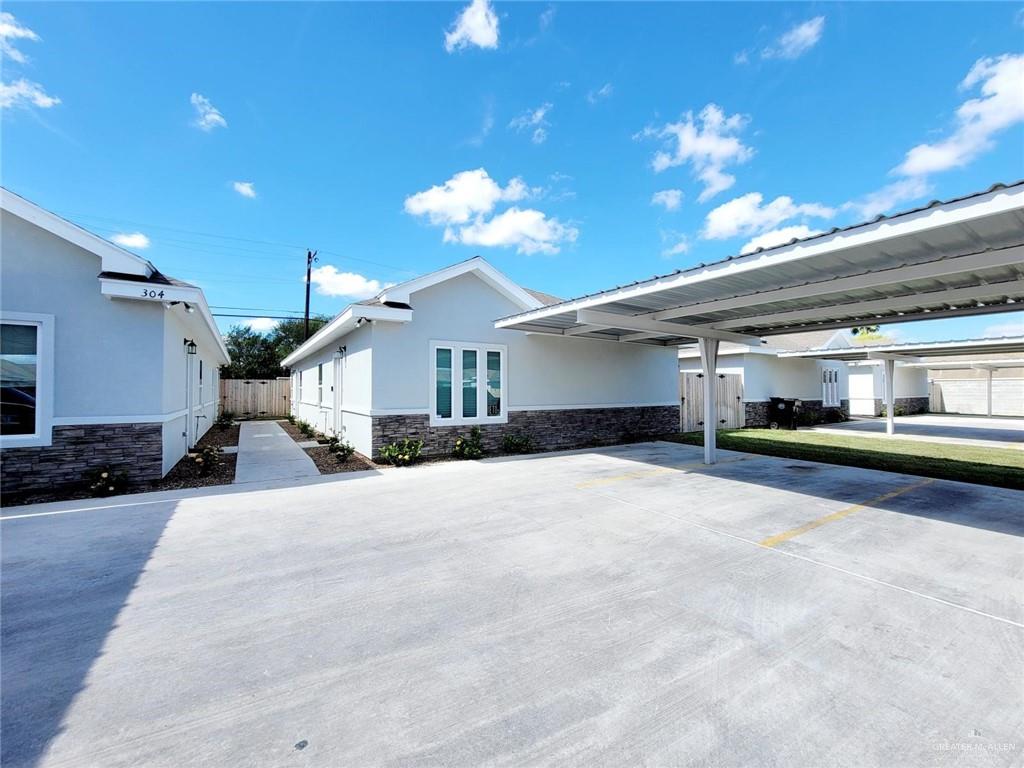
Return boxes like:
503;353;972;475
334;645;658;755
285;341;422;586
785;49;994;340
575;456;751;490
759;478;935;548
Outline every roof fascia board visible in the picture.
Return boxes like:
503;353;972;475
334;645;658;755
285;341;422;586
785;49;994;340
99;277;229;361
495;186;1024;328
281;304;412;367
2;189;153;277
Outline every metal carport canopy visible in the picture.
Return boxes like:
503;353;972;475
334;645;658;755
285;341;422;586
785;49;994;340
494;181;1024;462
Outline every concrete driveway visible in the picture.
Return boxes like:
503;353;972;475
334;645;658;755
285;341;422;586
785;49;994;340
806;413;1024;450
3;442;1022;767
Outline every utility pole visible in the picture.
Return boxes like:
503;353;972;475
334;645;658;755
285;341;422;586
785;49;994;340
304;249;318;340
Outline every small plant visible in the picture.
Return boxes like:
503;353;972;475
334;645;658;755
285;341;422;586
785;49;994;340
215;411;235;430
879;405;906;418
85;465;129;497
501;433;535;454
328;437;356;462
378;438;423;467
451;427;485;459
189;445;221;477
286;413;296;424
296;419;314;437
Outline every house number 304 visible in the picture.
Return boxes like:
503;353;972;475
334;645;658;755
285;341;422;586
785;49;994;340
141;289;166;299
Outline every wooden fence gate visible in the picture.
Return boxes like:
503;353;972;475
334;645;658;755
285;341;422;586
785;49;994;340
220;377;291;418
680;372;745;432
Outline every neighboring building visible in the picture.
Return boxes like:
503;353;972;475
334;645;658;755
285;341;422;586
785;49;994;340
678;329;930;426
0;189;229;493
281;257;679;457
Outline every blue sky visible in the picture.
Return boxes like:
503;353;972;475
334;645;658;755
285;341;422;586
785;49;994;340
2;1;1022;341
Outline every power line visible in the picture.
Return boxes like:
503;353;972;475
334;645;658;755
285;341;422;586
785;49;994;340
212;313;318;320
210;305;306;313
58;210;417;276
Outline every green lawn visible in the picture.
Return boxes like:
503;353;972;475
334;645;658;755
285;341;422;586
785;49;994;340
665;429;1024;490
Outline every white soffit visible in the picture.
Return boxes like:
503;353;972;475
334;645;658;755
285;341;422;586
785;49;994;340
495;182;1024;345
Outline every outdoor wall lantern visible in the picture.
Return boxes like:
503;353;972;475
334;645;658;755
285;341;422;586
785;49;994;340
184;338;197;355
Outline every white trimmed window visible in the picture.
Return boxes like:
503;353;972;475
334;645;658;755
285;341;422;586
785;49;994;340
1;312;55;448
430;341;507;426
317;363;324;405
822;367;840;407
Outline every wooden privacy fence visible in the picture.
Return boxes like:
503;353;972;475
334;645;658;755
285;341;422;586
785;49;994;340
220;378;291;418
680;372;745;432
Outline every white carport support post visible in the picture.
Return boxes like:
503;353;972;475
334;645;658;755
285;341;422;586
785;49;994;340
699;337;720;464
988;369;994;417
883;358;896;436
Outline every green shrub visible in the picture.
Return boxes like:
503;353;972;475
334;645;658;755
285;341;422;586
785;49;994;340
286;413;296;424
328;437;356;461
452;427;484;459
501;433;535;454
296;419;314;437
379;438;423;467
189;445;221;477
215;411;235;430
85;465;130;497
879;405;906;417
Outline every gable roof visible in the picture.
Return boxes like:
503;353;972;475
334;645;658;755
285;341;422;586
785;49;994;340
1;188;155;277
378;256;545;311
281;256;546;368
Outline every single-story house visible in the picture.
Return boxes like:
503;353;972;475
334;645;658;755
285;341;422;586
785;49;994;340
281;256;680;457
678;329;930;426
0;189;229;493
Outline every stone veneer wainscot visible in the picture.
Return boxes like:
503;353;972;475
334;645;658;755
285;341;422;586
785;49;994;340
0;423;164;493
372;405;679;457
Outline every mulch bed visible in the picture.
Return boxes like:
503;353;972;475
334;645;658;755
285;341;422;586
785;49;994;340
152;451;237;491
305;447;376;475
196;423;240;450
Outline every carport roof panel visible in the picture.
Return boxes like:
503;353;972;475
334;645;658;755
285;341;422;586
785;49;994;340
778;336;1024;360
495;182;1024;341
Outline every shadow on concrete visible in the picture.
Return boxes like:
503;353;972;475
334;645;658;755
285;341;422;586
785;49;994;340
1;501;178;768
646;438;1024;538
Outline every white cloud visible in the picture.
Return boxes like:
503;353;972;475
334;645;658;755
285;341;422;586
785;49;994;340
982;318;1024;338
466;101;494;147
310;265;391;299
407;169;573;254
641;104;754;202
0;78;59;109
245;317;279;333
587;83;614;104
702;192;834;240
651;189;683;211
111;232;151;249
762;16;825;60
232;181;257;199
733;50;750;66
845;178;932;220
660;232;690;258
404;168;529;225
741;225;820;254
539;6;555;32
444;0;499;52
895;53;1024;177
190;92;227;131
0;12;40;63
509;102;552;143
447;207;578;255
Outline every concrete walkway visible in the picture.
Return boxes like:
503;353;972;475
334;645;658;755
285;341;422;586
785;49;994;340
805;414;1024;450
233;420;320;484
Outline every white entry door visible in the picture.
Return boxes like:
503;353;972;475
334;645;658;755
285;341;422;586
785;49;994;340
332;356;344;437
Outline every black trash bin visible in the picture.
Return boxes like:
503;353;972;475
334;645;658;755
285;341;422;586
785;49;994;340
768;397;799;430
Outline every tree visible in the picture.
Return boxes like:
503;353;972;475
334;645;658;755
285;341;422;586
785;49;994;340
268;316;329;363
220;326;283;379
850;325;880;336
219;316;330;379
